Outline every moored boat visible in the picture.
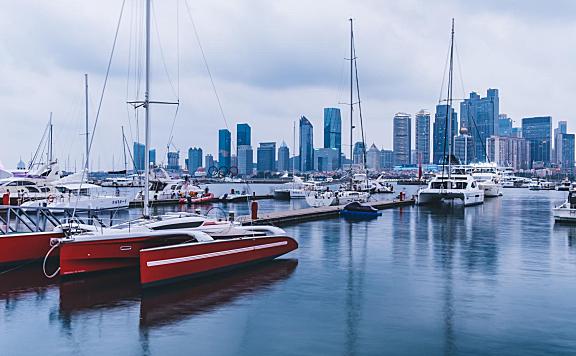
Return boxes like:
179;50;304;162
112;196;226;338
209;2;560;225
340;201;381;219
553;191;576;223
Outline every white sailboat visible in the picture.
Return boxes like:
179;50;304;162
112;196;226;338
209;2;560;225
305;18;370;208
417;19;484;207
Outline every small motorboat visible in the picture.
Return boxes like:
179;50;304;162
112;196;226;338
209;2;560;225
340;202;382;219
219;189;250;202
179;191;215;205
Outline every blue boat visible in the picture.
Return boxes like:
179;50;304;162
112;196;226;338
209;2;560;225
340;202;382;219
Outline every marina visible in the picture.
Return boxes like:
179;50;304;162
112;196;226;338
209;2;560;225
2;188;576;355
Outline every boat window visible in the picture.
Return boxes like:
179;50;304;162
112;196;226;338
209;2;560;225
151;221;204;230
6;181;18;186
40;187;51;192
26;187;40;193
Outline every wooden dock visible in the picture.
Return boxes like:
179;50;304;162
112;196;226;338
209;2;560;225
238;199;415;226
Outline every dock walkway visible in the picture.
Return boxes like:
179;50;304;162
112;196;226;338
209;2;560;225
238;199;414;226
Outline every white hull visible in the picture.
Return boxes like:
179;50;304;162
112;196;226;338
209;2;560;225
553;207;576;222
305;191;369;208
21;195;129;212
417;189;484;206
478;182;502;197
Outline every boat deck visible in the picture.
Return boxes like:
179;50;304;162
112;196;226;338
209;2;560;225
238;199;415;226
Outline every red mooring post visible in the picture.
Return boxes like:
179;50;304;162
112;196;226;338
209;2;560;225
251;200;259;220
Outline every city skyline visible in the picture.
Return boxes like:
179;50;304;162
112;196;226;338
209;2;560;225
3;1;576;170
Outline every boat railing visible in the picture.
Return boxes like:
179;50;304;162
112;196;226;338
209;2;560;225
0;205;119;235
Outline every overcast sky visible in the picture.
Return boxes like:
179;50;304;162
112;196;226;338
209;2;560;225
1;0;576;171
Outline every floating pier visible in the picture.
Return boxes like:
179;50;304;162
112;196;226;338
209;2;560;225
238;199;415;226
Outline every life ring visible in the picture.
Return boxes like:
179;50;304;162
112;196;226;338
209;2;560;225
47;195;55;203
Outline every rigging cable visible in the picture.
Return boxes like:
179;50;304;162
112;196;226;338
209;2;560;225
72;0;126;218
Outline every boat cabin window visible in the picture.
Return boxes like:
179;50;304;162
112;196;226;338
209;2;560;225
26;187;40;193
151;221;205;230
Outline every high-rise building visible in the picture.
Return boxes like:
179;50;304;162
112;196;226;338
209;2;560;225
486;136;531;171
352;141;365;165
433;104;458;164
554;121;568;164
453;128;474;165
323;108;342;169
257;142;276;173
380;149;394;169
237;123;251;147
393;112;411;166
366;144;381;170
522;116;552;167
218;129;231;169
314;148;339;172
277;142;290;172
415;110;430;164
133;142;155;171
511;127;522;138
299;116;314;171
237;145;253;176
460;89;499;161
560;134;575;174
498;114;513;137
204;154;214;170
167;151;180;171
186;147;203;174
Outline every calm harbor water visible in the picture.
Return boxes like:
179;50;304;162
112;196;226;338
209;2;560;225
2;188;576;355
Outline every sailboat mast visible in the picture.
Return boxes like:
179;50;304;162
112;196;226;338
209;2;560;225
143;0;151;217
122;126;127;172
85;73;90;172
447;19;455;179
48;112;53;163
349;18;354;170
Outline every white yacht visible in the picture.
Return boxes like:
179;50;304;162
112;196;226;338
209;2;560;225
553;191;576;223
305;190;370;208
21;182;129;212
273;176;308;200
134;168;202;202
372;174;394;193
471;163;502;197
0;161;62;200
556;178;571;191
417;173;484;207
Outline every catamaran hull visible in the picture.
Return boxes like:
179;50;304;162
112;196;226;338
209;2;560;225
139;236;298;287
0;231;63;267
417;190;484;206
553;208;576;223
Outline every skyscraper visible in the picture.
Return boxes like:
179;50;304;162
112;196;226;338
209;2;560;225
186;147;203;174
393;112;412;166
486;136;531;171
257;142;276;173
366;144;381;170
498;114;512;137
133;142;155;171
323;108;342;168
204;154;214;170
460;89;499;162
352;141;365;165
167;151;180;171
299;116;314;172
218;129;231;169
522;116;552;167
237;145;253;176
380;149;394;169
415;110;430;164
453;128;474;165
314;148;339;172
560;134;575;174
554;120;568;164
277;142;290;172
433;104;458;164
237;123;251;147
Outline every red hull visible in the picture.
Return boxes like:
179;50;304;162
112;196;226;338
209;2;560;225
59;234;193;276
139;236;298;287
0;231;63;266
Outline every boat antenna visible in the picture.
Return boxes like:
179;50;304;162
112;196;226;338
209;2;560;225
84;74;90;172
48;112;53;163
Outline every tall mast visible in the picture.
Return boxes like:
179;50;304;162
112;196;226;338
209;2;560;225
292;121;296;177
447;18;455;179
349;18;354;170
143;0;151;217
122;126;128;172
48;112;53;163
84;73;90;172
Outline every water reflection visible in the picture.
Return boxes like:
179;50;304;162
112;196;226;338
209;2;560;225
139;259;298;329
